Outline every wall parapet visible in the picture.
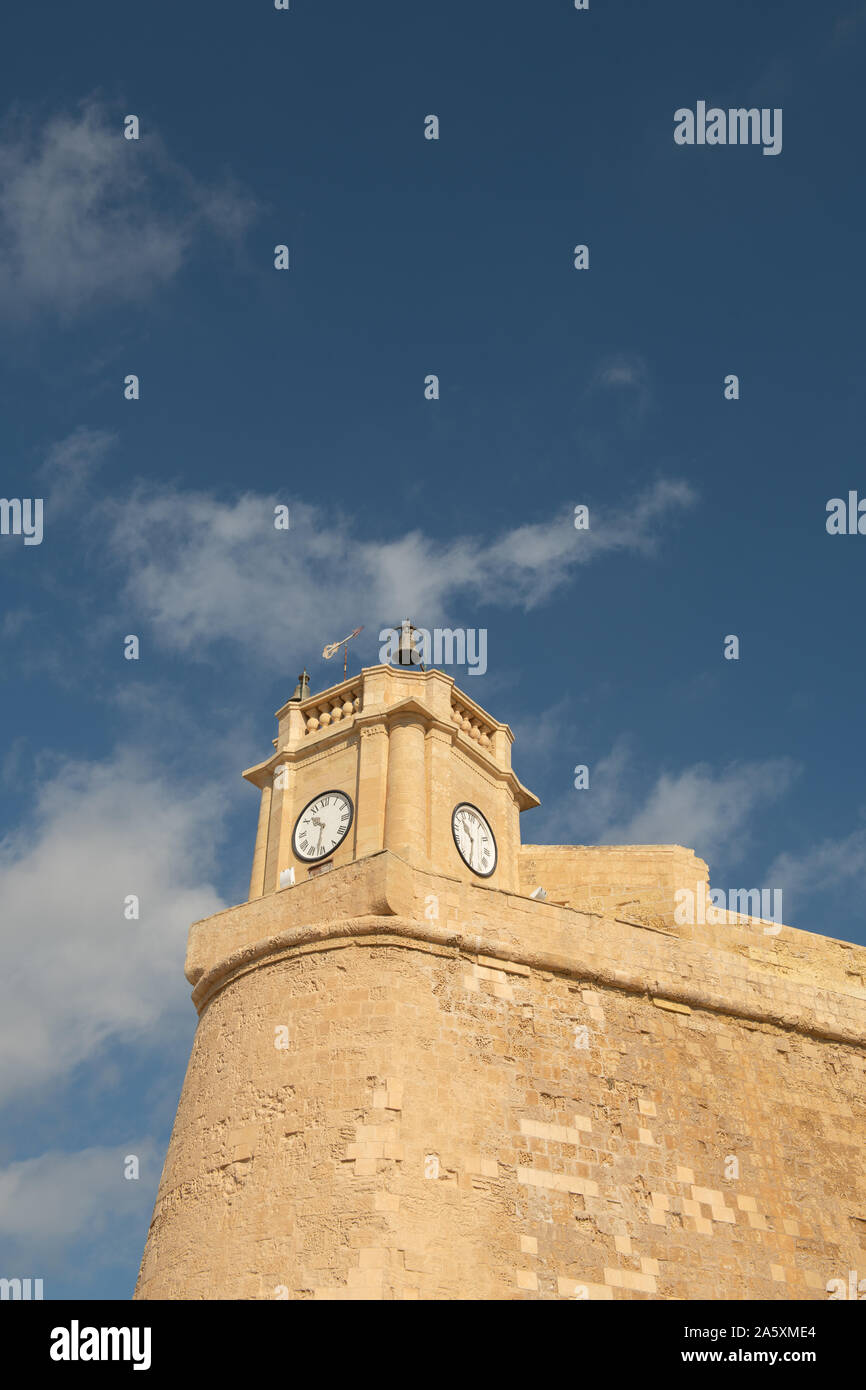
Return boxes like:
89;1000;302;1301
187;855;866;1050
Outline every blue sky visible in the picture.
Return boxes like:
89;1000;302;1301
0;0;864;1299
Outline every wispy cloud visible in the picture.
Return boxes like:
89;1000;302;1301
601;757;800;862
101;477;696;665
587;353;652;420
766;825;866;929
831;3;866;47
527;739;799;866
0;98;257;317
0;752;224;1104
37;426;116;513
0;1140;159;1279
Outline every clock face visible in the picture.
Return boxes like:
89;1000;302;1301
292;790;354;862
451;802;497;877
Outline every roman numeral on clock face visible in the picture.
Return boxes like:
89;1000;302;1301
451;802;497;878
292;791;354;862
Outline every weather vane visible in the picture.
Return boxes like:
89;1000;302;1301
322;626;364;679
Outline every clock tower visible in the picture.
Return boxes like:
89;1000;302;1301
242;661;538;899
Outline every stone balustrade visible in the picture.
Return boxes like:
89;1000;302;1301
450;696;494;749
301;681;361;734
296;676;500;748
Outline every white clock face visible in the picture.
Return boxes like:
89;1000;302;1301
452;802;497;877
293;790;353;862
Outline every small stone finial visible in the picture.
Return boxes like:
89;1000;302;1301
289;669;311;702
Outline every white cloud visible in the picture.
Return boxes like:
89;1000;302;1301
765;826;866;925
1;609;31;637
600;757;800;862
38;426;116;513
103;478;696;665
0;1140;159;1276
589;353;652;417
570;740;634;838
509;697;575;765
0;99;256;316
0;752;224;1105
596;359;643;389
526;741;799;866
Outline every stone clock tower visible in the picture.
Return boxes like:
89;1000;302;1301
242;661;538;900
135;663;866;1302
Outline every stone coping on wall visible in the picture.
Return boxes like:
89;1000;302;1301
189;914;865;1051
186;852;866;1047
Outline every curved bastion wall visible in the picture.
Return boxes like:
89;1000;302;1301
134;853;866;1301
